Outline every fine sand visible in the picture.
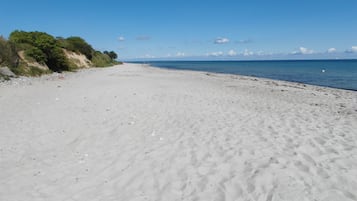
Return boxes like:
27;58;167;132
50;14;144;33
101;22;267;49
1;63;357;201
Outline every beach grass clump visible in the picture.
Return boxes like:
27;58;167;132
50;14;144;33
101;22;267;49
9;61;51;77
27;66;51;76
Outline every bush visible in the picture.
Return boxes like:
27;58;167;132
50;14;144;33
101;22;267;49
8;30;32;44
46;47;70;72
33;32;56;52
91;51;113;67
5;30;122;74
0;36;18;67
9;31;69;72
9;31;56;51
9;62;51;77
25;47;47;64
0;73;10;81
64;37;94;60
27;66;51;76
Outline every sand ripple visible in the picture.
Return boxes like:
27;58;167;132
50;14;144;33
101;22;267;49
1;64;357;201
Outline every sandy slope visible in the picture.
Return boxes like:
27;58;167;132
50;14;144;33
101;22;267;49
0;63;357;201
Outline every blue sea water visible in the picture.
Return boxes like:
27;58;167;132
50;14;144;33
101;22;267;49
136;60;357;91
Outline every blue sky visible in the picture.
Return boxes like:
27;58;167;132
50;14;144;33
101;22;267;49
1;0;357;60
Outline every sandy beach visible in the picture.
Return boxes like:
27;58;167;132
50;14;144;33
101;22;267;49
1;63;357;201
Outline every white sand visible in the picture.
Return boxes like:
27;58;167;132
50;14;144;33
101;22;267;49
1;63;357;201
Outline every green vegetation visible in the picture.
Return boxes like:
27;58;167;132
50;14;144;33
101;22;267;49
10;64;51;77
9;31;71;72
0;30;121;77
59;36;94;60
91;51;117;67
103;51;118;60
0;74;10;81
0;36;18;67
91;51;111;67
25;47;47;64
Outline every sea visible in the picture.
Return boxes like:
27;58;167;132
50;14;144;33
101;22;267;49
134;60;357;91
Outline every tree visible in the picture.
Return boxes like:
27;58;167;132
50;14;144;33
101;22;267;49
108;51;117;60
103;50;117;60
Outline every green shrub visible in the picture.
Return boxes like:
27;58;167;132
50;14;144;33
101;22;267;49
0;74;10;81
0;36;19;67
9;31;70;72
65;36;94;60
91;51;113;67
8;30;32;44
27;66;51;76
56;37;68;49
9;42;30;52
66;59;80;72
9;31;56;51
5;30;122;73
46;47;70;72
25;47;47;64
9;63;51;77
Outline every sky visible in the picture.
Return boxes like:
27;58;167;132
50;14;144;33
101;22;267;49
1;0;357;60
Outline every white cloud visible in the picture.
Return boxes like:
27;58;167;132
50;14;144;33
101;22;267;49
327;48;337;53
207;51;224;57
214;37;229;44
243;49;254;56
345;46;357;53
176;52;185;57
118;36;125;41
291;47;314;55
228;49;237;56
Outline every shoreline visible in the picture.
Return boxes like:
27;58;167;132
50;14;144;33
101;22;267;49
130;60;357;91
1;63;357;200
2;61;357;92
141;63;357;92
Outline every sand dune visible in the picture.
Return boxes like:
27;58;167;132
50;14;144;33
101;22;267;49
1;63;357;201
